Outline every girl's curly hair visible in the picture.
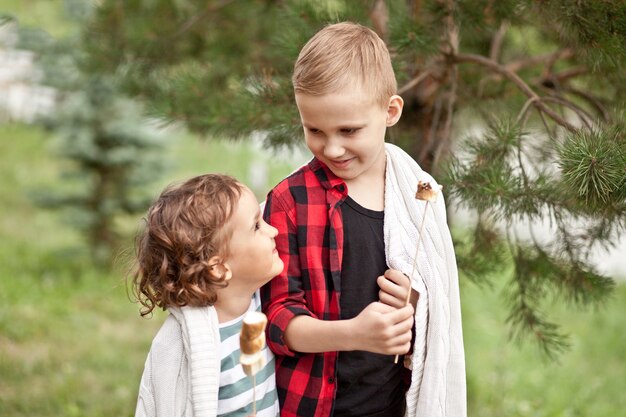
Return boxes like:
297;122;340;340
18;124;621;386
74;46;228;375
131;174;244;316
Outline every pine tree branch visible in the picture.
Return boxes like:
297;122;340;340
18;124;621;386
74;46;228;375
515;96;539;127
478;50;577;97
489;20;509;62
552;66;589;82
370;0;389;42
539;94;594;129
453;53;578;133
409;0;423;20
506;49;574;73
398;67;435;95
434;0;459;168
420;94;444;163
563;86;610;121
170;0;236;39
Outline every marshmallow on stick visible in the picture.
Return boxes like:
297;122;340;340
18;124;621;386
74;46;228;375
394;180;442;364
239;311;268;376
240;311;268;417
415;180;443;202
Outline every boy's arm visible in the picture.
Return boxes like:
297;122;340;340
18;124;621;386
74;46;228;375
261;191;314;357
284;302;414;355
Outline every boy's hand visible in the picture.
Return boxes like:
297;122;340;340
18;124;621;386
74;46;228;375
377;269;411;309
349;302;414;355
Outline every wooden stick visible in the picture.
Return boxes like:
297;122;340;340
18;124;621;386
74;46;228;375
252;373;257;416
394;202;430;364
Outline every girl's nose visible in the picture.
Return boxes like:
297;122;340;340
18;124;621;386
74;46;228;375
264;221;278;237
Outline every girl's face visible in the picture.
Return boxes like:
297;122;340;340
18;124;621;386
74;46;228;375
223;187;283;288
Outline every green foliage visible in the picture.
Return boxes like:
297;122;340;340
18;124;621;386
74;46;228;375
539;0;626;70
505;243;615;357
558;125;626;211
14;0;626;355
2;0;172;265
37;75;168;266
454;220;511;287
445;116;624;353
3;4;170;266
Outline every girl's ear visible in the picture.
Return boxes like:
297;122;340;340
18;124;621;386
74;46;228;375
386;95;404;127
207;256;233;282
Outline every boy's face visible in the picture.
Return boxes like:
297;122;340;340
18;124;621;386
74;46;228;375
223;187;284;288
296;87;402;185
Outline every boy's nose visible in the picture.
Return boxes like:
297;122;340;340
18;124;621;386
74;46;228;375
323;137;345;159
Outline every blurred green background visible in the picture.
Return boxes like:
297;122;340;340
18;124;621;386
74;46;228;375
1;1;625;417
1;123;625;416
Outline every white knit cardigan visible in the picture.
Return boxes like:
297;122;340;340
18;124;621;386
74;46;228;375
135;305;221;417
384;143;467;417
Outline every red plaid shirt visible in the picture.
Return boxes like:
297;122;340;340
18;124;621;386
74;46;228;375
261;158;348;417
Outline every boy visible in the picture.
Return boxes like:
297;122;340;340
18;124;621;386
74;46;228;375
132;174;282;417
261;22;466;417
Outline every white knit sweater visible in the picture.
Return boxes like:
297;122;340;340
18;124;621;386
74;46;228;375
384;143;467;417
134;305;221;417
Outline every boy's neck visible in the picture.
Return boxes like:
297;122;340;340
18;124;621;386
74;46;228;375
213;287;256;323
344;168;386;211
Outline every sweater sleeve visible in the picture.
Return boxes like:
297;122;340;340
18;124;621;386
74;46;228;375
135;354;156;417
135;315;189;417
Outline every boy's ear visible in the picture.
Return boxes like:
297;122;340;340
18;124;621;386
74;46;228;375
207;256;233;282
386;95;404;127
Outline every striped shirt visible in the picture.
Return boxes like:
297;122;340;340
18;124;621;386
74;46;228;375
218;292;279;417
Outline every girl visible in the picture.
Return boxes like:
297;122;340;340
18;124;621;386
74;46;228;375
131;174;282;417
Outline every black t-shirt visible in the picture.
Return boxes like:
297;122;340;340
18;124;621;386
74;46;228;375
333;196;406;417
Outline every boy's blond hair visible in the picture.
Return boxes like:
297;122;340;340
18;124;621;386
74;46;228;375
292;22;397;108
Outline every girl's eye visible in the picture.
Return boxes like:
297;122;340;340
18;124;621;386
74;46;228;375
254;221;261;231
308;128;321;135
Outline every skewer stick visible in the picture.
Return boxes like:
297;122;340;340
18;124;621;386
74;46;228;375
393;181;442;364
394;201;429;364
251;374;257;416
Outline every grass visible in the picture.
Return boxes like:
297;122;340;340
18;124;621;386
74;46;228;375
0;0;78;38
462;280;626;417
0;263;161;417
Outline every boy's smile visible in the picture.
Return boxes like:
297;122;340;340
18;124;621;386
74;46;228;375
295;87;403;189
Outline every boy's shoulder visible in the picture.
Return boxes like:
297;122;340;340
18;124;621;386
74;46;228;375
266;158;346;214
269;158;324;196
384;142;438;185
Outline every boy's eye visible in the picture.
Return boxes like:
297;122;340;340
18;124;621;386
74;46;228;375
254;221;261;231
341;128;359;135
308;128;321;135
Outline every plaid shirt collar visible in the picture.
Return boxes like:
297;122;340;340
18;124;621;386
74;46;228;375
308;157;348;196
